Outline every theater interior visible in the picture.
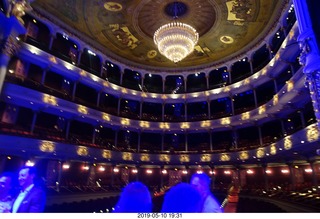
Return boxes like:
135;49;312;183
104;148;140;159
0;0;320;213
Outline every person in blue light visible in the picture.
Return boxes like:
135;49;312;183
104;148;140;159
190;173;222;213
0;172;15;213
161;182;202;213
113;181;152;213
11;166;46;213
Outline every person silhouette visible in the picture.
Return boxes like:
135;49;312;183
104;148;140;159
11;166;46;213
161;182;202;213
0;172;15;213
113;181;152;213
190;173;222;213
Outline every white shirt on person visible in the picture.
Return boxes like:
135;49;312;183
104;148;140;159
11;184;34;213
202;193;222;213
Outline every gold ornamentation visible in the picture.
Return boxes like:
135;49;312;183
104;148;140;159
270;144;277;155
307;125;319;142
159;154;170;162
241;112;250;120
78;106;88;114
77;146;88;156
104;2;122;12
220;153;230;161
39;141;55;152
179;155;190;162
147;50;157;59
122;152;133;161
239;151;249;160
200;154;211;162
102;150;111;159
284;137;292;150
43;94;57;105
8;0;33;25
220;36;234;44
256;148;265;158
141;154;150;162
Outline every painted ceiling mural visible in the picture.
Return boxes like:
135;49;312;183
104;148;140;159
32;0;286;70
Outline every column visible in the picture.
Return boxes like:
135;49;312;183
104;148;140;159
114;129;118;148
139;101;143;119
41;68;47;85
0;14;26;94
56;161;62;192
71;81;78;101
258;126;263;146
185;132;188;151
209;130;213;151
117;97;121;116
141;76;144;91
288;163;296;190
280;119;286;136
65;120;71;140
161;132;164;151
262;164;269;191
299;110;306;128
162;78;165;93
160;166;164;188
249;58;254;75
253;88;258;108
184;101;187;121
96;90;101;108
162;103;165;121
209;165;216;189
310;161;318;187
207;99;211;119
48;34;55;51
266;43;273;60
92;126;97;144
111;164;115;187
120;70;124;86
293;0;320;130
137;132;141;152
206;74;209;90
230;96;235;116
227;67;232;84
76;50;82;66
30;111;38;134
232;129;238;149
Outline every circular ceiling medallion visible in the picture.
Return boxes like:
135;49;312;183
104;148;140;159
220;35;234;44
136;0;217;39
165;1;189;18
104;2;123;12
147;50;157;59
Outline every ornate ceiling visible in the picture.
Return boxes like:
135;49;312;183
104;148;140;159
32;0;288;71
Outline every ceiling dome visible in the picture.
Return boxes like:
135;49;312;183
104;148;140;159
32;0;286;70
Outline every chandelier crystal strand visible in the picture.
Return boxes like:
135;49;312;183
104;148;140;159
154;21;199;63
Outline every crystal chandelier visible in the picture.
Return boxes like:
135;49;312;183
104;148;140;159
154;21;199;63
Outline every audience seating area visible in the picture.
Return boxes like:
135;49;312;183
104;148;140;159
42;184;320;213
